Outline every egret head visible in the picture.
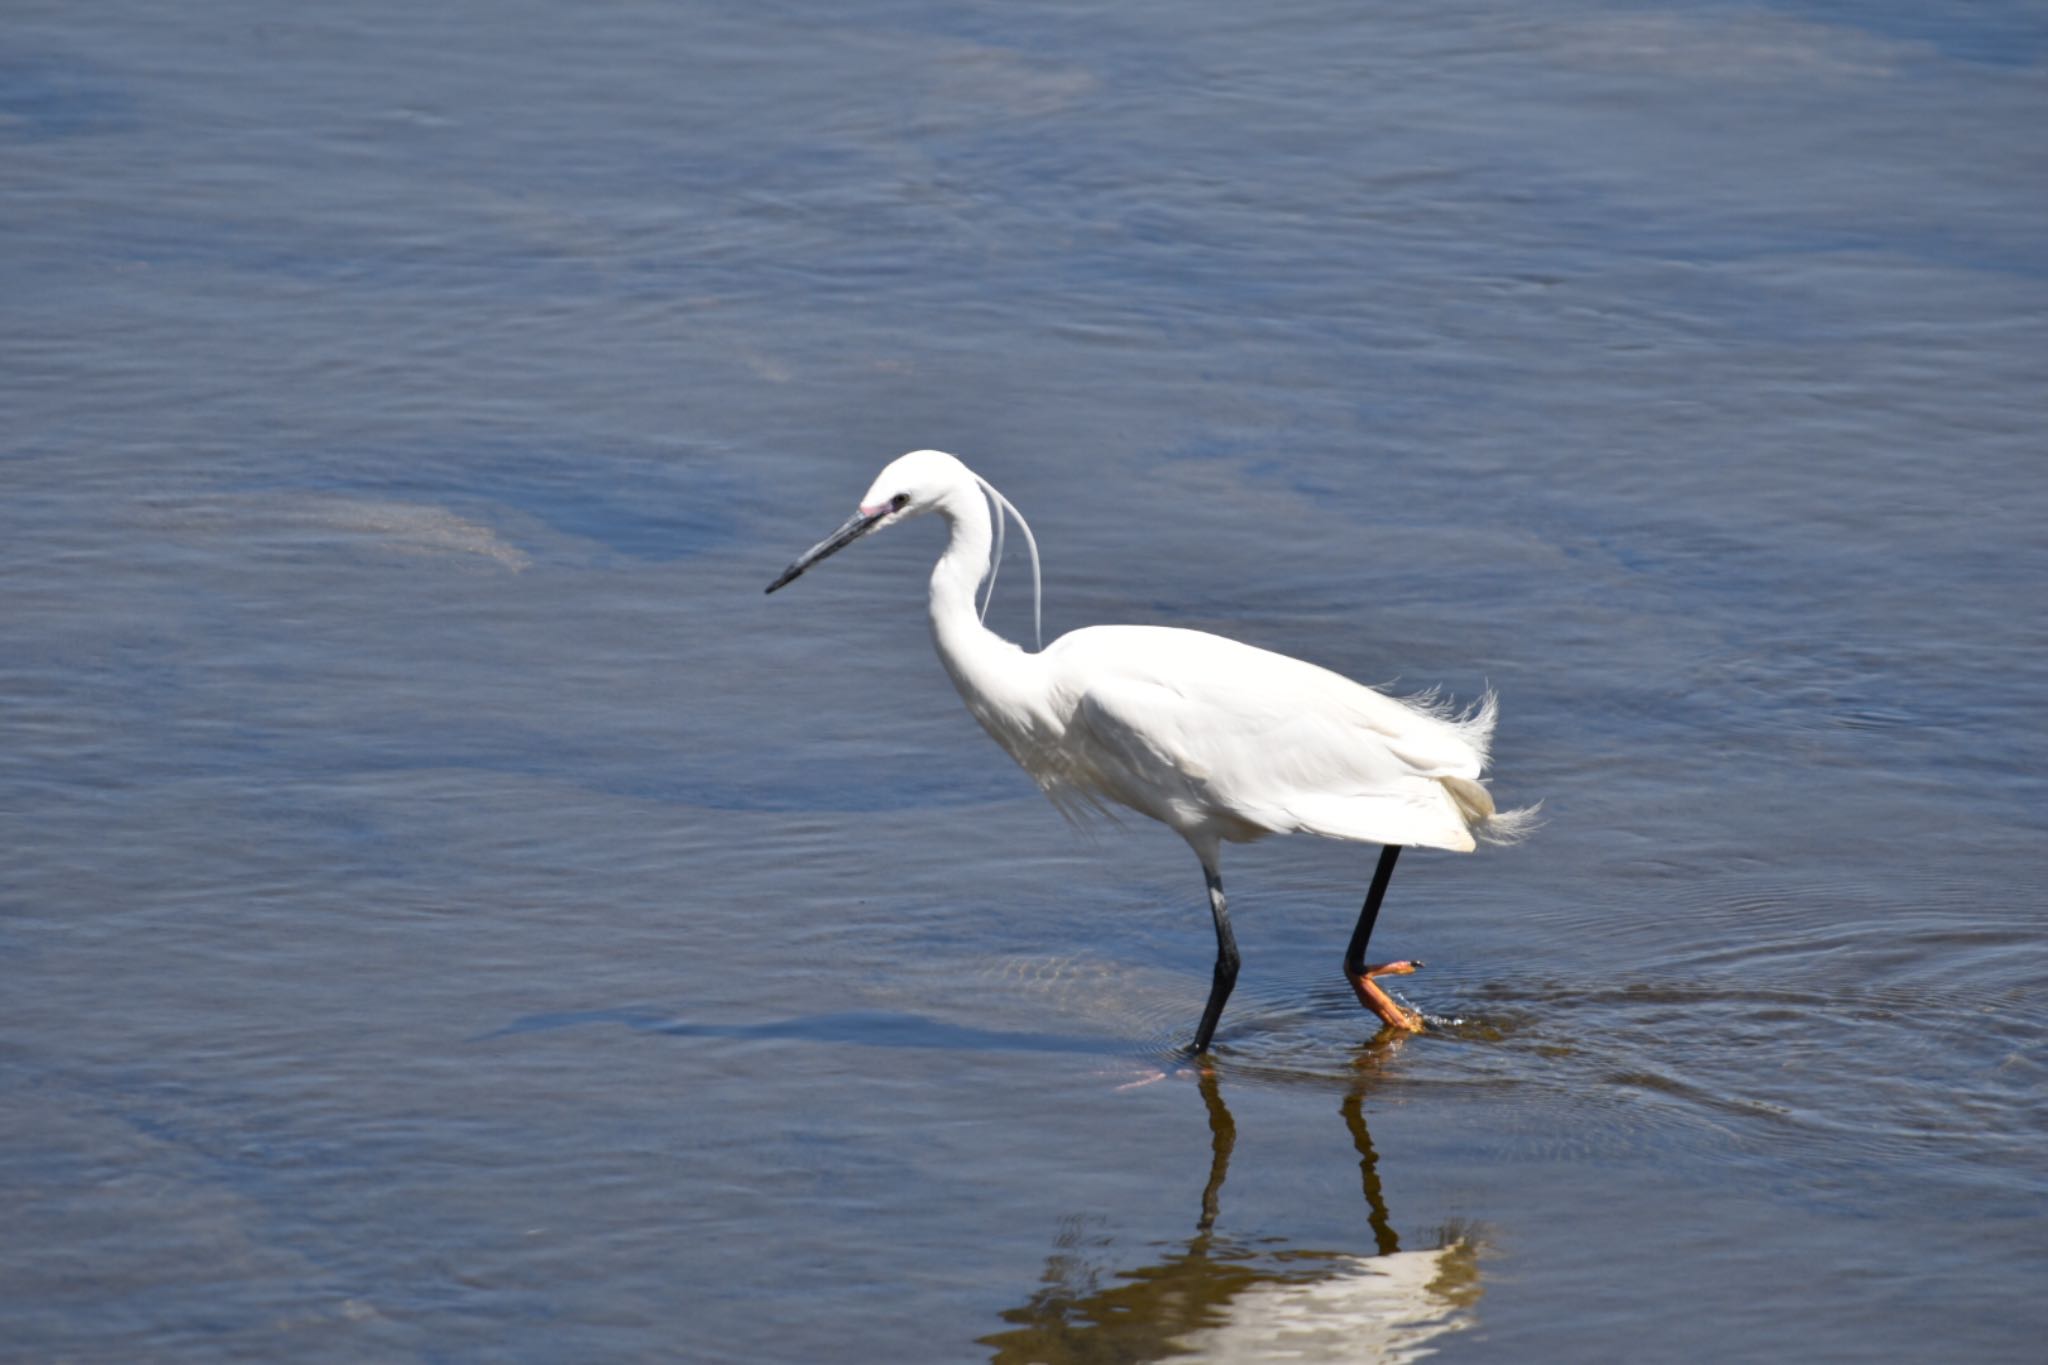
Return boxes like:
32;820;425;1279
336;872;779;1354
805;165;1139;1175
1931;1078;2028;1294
765;449;1043;649
764;449;963;594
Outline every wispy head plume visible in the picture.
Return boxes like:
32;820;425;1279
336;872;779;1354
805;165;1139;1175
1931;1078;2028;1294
972;473;1043;650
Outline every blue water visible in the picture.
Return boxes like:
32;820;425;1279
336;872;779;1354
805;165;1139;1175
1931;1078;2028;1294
5;2;2045;1360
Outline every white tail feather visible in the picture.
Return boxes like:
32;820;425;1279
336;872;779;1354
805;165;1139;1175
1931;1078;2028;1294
1436;689;1535;845
1474;797;1543;845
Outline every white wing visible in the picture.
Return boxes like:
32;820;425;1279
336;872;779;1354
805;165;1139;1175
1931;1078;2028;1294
1047;627;1488;853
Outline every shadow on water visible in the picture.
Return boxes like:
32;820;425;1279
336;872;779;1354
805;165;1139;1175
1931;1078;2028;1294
481;1007;1127;1056
981;1064;1482;1365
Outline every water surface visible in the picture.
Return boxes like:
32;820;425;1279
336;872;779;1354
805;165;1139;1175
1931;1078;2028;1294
4;1;2045;1360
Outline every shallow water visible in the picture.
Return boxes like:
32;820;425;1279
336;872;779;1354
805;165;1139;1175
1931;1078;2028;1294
4;1;2046;1360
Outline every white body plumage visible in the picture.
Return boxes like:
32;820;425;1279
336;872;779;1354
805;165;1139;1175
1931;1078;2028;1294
884;450;1527;862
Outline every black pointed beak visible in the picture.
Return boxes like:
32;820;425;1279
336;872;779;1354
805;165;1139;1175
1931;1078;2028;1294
765;507;887;594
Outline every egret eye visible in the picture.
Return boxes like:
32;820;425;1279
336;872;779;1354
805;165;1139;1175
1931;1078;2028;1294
891;493;910;511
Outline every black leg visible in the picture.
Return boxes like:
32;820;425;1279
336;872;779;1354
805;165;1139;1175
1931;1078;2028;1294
1190;862;1240;1054
1343;844;1403;980
1343;844;1424;1033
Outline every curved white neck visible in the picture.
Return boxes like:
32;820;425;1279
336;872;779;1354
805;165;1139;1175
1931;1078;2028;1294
927;481;1039;724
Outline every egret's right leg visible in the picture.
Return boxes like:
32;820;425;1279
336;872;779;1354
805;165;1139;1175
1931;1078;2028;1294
1344;844;1425;1033
1190;862;1240;1054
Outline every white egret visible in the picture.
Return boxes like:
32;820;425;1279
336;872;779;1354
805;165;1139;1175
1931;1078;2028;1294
767;450;1535;1052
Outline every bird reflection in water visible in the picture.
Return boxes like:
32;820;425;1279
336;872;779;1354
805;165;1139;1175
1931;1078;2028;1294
982;1064;1481;1364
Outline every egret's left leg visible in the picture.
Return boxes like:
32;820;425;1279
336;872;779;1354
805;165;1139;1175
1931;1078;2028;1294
1190;861;1240;1054
1344;845;1424;1033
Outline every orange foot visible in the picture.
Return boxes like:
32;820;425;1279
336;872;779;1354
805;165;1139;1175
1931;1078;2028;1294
1347;960;1426;1033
